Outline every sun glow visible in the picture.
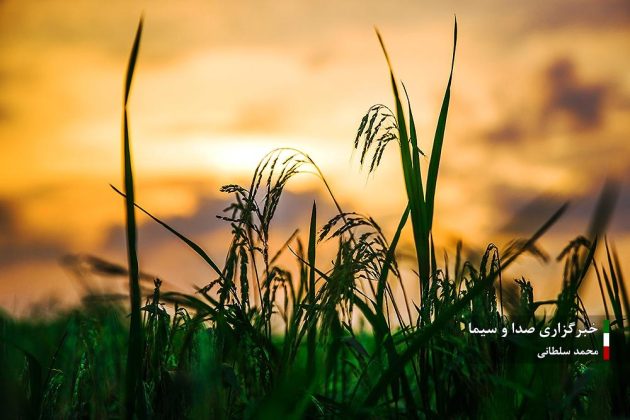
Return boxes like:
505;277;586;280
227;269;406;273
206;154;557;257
198;135;284;174
175;134;344;180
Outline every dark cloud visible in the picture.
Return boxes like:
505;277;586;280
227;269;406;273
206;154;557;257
0;185;339;274
485;57;616;145
103;194;228;252
486;121;525;144
525;0;630;31
0;107;9;122
496;177;630;238
0;199;15;235
542;58;612;130
496;190;569;236
0;198;66;266
0;70;9;123
102;188;337;255
0;241;63;266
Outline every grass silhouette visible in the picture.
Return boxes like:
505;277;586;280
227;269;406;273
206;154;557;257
0;17;628;419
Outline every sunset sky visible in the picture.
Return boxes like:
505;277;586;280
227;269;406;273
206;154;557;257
1;0;629;314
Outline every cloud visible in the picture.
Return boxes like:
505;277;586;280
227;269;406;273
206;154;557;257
485;57;618;145
524;0;630;31
0;181;339;281
102;194;228;253
0;198;67;266
0;199;15;235
0;70;9;123
485;120;525;144
102;188;337;257
496;176;630;238
497;191;569;236
541;58;612;131
0;241;64;267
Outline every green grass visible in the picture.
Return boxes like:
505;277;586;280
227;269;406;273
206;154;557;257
122;16;146;420
1;17;629;419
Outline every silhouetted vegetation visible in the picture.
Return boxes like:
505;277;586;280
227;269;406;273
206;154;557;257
1;18;628;419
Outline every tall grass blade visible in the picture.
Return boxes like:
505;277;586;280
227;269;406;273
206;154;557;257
426;17;457;231
375;29;430;302
110;185;224;280
122;17;147;420
587;179;619;241
376;205;410;309
307;202;317;378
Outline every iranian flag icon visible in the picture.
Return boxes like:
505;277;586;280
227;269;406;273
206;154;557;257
603;320;610;361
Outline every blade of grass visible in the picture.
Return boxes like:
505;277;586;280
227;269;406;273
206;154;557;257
610;245;630;328
121;17;147;420
426;16;457;232
376;205;410;310
375;29;430;304
605;241;627;331
307;202;317;378
594;264;611;320
111;185;224;280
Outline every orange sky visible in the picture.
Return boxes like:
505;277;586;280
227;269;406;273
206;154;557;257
1;0;629;314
